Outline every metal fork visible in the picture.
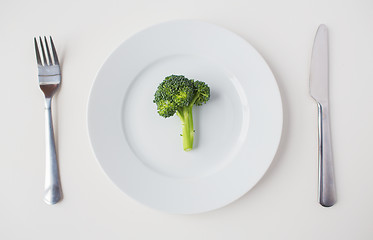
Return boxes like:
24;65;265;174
34;36;63;204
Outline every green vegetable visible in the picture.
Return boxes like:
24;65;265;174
153;75;210;151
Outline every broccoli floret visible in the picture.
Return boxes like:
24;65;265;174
153;75;210;151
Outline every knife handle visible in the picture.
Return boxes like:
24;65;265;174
317;102;336;207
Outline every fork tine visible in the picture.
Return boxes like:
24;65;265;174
39;36;48;65
34;37;42;65
49;36;59;65
44;36;53;65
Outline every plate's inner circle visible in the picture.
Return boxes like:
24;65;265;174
122;54;250;179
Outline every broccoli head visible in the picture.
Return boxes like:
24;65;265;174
153;75;210;151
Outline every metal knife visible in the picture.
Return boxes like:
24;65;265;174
309;24;336;207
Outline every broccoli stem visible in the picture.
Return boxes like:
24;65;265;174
177;106;194;151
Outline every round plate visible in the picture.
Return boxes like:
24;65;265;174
88;20;282;214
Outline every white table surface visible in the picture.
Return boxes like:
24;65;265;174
1;0;373;239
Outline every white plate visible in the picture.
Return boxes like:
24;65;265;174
88;20;282;214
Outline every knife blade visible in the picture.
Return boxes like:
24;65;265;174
309;24;336;207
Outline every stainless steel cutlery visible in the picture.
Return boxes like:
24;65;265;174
309;25;336;207
34;36;63;205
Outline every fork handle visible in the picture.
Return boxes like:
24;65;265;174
317;102;336;207
44;98;63;204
